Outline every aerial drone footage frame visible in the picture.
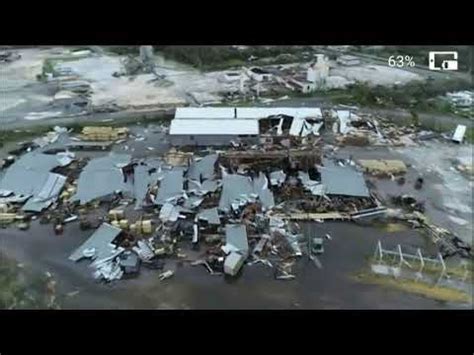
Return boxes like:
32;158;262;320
0;42;472;312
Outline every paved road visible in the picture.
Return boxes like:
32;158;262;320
1;108;174;131
3;97;471;136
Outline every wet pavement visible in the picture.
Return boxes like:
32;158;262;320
1;218;469;309
334;143;473;246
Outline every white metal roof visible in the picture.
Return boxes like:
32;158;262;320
236;107;322;119
175;107;236;119
289;117;305;136
169;119;259;135
174;107;322;120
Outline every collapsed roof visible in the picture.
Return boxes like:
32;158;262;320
219;173;275;212
320;162;370;197
224;224;249;256
69;223;123;262
0;152;67;212
154;167;185;205
133;158;164;209
0;152;63;196
198;207;220;225
187;154;218;181
22;173;67;212
72;154;133;204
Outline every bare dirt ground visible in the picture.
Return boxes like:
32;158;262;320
1;47;430;128
1;47;240;125
0;48;62;121
330;63;423;86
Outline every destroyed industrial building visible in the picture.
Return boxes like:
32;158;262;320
169;107;323;146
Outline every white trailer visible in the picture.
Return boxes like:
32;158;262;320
452;124;466;144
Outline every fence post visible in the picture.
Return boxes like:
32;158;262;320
374;240;383;261
435;253;447;286
398;244;412;268
416;248;424;281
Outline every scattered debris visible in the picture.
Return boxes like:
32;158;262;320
72;154;132;204
0;99;469;290
0;50;21;63
79;126;129;141
320;162;370;197
159;270;174;281
69;223;123;263
358;159;407;176
224;252;246;276
451;124;466;144
119;251;140;274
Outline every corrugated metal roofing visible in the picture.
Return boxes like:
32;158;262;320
320;165;370;197
187;179;220;196
198;207;220;225
159;202;180;222
298;171;326;196
174;107;322;120
133;158;164;209
225;224;249;256
169;119;259;135
21;198;53;213
237;107;322;119
0;152;62;196
252;173;275;209
289;118;305;136
183;195;204;209
37;173;66;200
72;154;132;204
69;223;122;262
200;179;219;193
219;173;274;211
187;154;218;181
22;173;67;212
219;175;253;211
337;110;360;135
175;107;236;119
155;167;185;205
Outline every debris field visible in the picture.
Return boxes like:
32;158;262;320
0;107;471;290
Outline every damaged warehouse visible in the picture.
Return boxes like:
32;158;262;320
169;107;323;146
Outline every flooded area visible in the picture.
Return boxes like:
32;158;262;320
395;142;473;245
1;220;468;309
335;143;473;246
